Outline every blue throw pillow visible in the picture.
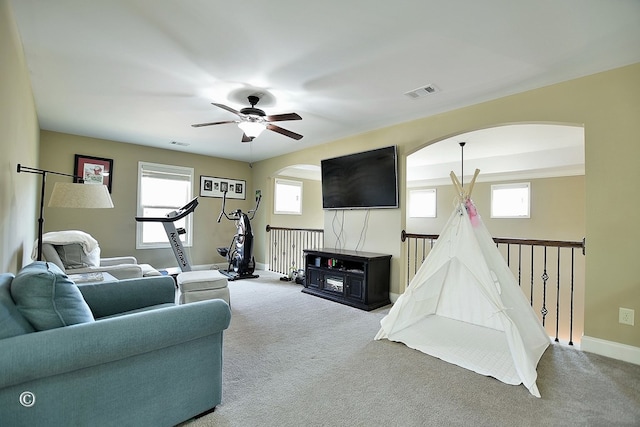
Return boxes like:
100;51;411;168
0;274;36;339
11;261;95;330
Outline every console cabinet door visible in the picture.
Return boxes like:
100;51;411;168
307;267;323;289
345;274;364;302
323;272;345;295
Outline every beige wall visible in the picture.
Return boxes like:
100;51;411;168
0;0;39;273
407;175;585;241
253;63;640;349
265;176;323;230
38;131;253;270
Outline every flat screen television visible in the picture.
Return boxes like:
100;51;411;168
321;145;399;209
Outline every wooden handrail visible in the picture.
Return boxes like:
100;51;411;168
493;236;585;252
401;231;439;241
401;230;585;254
266;225;324;233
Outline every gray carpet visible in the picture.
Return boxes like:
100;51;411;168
183;270;640;427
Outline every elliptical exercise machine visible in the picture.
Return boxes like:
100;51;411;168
216;190;261;280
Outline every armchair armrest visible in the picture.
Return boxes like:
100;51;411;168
100;256;138;266
78;275;176;318
0;299;231;389
68;264;143;280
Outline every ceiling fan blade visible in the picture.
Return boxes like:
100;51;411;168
241;133;253;143
266;124;303;140
265;112;302;122
212;103;242;116
191;120;238;128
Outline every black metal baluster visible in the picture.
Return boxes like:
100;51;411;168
518;245;522;288
555;249;561;343
530;246;535;306
541;247;548;326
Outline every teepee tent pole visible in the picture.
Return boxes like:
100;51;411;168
450;171;464;199
467;169;481;197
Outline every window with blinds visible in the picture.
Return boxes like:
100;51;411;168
274;178;302;215
491;182;530;218
137;162;194;249
409;188;437;218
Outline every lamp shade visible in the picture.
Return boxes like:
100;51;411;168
237;121;266;138
48;182;114;208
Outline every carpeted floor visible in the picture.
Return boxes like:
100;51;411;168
183;270;640;427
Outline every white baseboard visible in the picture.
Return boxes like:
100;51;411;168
581;335;640;365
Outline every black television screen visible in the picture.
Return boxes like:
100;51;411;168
321;145;399;209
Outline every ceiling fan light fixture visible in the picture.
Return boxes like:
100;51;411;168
238;121;266;138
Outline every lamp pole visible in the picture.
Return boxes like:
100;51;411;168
17;164;83;261
459;142;466;188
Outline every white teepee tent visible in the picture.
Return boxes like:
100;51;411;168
375;170;550;397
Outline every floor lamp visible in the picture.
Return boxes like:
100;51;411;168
17;164;114;261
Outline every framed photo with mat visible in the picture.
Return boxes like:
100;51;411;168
74;154;113;193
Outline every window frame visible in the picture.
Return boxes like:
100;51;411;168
490;182;531;219
409;188;437;218
136;161;195;249
274;178;303;215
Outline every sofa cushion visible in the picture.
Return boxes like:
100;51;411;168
0;273;36;339
10;261;95;330
54;243;101;269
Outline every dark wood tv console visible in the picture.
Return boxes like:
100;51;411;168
302;248;391;311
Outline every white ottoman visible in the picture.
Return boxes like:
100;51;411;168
176;270;230;305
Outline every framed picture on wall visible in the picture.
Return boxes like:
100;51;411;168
200;175;246;199
74;154;113;193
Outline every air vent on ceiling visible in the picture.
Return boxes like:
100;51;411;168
404;84;440;99
170;141;190;147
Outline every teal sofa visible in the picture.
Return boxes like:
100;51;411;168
0;262;231;426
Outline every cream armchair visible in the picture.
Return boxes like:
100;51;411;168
36;230;161;280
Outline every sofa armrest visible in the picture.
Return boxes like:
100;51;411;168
67;264;143;280
100;256;138;266
0;299;231;389
78;275;176;318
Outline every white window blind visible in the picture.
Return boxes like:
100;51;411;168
409;188;437;218
274;178;302;215
491;182;530;218
137;162;194;249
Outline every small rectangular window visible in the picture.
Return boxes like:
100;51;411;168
409;188;437;218
274;178;302;215
491;182;530;218
137;162;194;249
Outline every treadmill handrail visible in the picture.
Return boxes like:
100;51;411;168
135;197;199;223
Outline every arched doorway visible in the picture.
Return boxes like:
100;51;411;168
404;123;585;346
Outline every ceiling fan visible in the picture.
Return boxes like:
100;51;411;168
192;95;303;142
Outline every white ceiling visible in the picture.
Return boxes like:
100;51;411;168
11;1;640;164
407;123;585;186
